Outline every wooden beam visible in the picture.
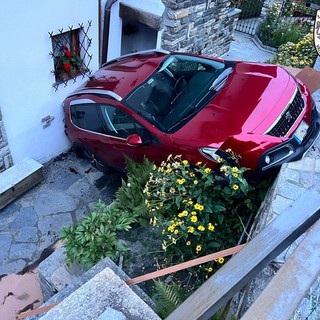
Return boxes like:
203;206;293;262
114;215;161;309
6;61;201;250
119;3;162;30
0;157;43;210
241;218;320;320
166;189;320;320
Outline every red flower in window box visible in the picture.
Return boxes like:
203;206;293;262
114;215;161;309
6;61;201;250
54;46;83;81
63;63;72;72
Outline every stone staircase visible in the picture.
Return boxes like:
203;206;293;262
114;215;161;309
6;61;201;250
27;248;160;320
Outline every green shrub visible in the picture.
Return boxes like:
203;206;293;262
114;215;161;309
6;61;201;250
61;201;136;269
258;1;312;48
145;152;255;280
239;0;264;19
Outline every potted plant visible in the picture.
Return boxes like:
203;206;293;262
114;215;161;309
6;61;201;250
54;46;83;81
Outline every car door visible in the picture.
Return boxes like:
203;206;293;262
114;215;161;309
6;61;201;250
99;103;163;168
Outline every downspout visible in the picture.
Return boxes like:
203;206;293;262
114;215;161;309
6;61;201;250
101;0;118;66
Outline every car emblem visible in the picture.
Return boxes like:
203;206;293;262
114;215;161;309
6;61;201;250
314;10;320;56
285;111;293;122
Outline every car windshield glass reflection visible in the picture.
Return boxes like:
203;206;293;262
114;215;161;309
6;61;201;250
125;54;234;133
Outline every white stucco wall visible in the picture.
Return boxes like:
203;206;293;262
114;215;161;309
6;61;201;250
0;0;100;164
104;0;165;61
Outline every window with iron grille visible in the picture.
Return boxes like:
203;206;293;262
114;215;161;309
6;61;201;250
49;21;93;90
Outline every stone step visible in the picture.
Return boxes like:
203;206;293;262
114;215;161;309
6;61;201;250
27;248;156;319
38;267;160;320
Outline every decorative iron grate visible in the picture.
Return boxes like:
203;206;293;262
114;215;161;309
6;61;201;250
49;21;93;91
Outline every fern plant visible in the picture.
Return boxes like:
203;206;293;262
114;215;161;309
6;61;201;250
114;156;155;224
153;280;187;319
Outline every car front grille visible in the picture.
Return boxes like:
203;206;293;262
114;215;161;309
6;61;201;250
266;89;305;137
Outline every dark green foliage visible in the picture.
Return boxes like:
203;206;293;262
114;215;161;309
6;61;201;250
239;0;264;19
61;201;135;269
114;156;154;222
153;280;187;319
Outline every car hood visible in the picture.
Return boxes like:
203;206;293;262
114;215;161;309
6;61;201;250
171;62;297;146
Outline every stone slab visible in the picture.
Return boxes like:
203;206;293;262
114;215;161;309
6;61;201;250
39;267;160;320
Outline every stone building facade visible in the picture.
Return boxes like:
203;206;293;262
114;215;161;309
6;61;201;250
0;109;13;173
161;0;240;57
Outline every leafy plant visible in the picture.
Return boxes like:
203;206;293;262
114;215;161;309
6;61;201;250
114;156;154;225
257;1;312;48
61;201;135;269
238;0;264;19
153;280;187;318
269;32;317;68
145;152;254;280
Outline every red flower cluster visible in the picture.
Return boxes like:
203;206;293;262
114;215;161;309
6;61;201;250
63;63;72;72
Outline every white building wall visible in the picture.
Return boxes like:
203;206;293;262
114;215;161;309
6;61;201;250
0;0;99;164
104;0;165;61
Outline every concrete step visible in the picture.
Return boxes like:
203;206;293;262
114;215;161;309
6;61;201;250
38;267;160;320
27;248;157;319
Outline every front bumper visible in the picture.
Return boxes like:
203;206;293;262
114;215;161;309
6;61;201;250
257;107;320;173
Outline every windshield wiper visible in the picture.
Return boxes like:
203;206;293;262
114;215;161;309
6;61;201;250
209;67;233;91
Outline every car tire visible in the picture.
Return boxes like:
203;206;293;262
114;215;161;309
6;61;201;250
80;147;110;173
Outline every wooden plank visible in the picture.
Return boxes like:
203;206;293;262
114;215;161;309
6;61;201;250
0;157;43;210
241;218;320;320
119;3;162;30
166;189;320;320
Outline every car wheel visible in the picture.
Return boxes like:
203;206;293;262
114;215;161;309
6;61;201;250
81;149;110;173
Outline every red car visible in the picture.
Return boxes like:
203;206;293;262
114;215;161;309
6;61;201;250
63;50;320;176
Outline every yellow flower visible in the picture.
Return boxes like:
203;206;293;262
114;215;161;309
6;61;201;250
194;180;198;185
226;148;232;153
198;205;204;211
196;161;202;165
187;201;193;206
189;172;195;177
196;245;202;252
232;184;239;191
194;203;201;210
218;257;224;264
174;229;179;234
220;165;227;172
231;167;238;173
183;160;188;165
191;211;197;215
197;225;205;231
167;225;175;232
191;216;198;223
233;173;238;178
208;223;215;231
217;157;223;163
187;226;195;233
204;168;211;173
177;178;185;185
207;267;213;272
169;187;175;193
186;241;191;246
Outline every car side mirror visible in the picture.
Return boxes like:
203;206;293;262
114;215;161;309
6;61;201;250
126;134;143;146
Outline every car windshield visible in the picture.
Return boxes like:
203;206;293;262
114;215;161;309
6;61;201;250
125;54;234;133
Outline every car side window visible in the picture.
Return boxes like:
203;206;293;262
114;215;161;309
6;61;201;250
100;105;148;140
70;103;106;134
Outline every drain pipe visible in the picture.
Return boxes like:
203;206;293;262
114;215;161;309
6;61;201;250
101;0;118;66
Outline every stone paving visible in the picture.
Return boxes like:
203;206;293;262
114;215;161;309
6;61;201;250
0;152;124;275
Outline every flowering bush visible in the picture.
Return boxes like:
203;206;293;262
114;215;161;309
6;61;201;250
55;46;83;79
257;1;311;48
145;152;254;280
270;32;317;68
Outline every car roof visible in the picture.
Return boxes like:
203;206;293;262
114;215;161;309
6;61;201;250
77;51;169;99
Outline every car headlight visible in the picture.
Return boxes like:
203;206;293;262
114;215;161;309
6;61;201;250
199;148;220;162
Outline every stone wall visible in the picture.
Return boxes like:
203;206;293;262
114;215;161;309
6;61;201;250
0;108;13;173
161;0;240;57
